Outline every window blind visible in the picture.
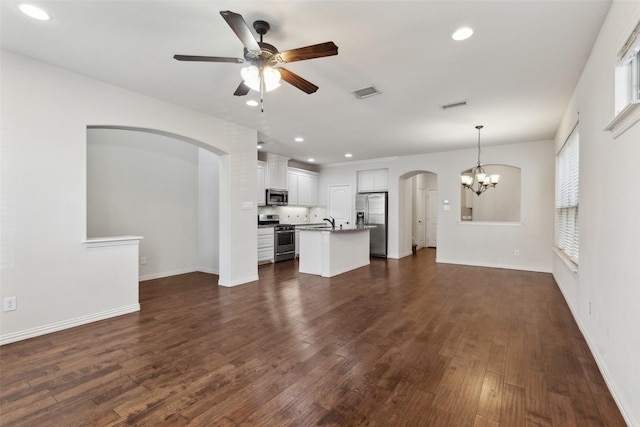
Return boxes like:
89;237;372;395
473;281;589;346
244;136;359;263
555;126;579;264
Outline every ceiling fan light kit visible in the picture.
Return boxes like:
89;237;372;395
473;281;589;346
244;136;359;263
174;10;338;112
461;125;500;196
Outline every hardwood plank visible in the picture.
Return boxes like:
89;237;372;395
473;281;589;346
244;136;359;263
476;370;503;422
0;249;625;426
500;383;526;427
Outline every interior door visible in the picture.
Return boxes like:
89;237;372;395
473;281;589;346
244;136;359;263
427;188;437;247
328;185;352;227
416;188;426;249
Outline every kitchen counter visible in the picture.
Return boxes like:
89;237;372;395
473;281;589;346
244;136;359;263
298;227;371;278
296;225;376;233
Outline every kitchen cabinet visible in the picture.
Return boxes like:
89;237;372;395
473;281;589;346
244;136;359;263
287;168;318;206
357;169;388;192
266;154;288;190
257;161;267;206
258;227;274;263
287;170;299;205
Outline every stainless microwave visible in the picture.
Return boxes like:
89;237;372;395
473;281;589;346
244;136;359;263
266;189;288;206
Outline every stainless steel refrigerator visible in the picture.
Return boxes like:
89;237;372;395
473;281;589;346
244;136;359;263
356;192;388;257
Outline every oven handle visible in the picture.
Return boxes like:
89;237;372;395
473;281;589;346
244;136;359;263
275;230;294;234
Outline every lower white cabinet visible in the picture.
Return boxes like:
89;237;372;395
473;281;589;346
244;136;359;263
258;227;274;263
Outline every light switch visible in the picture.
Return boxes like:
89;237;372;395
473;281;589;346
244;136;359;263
242;201;253;210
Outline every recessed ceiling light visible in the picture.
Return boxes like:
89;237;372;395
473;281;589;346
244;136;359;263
246;100;259;107
345;153;353;158
294;137;304;142
18;4;50;21
308;158;315;162
452;27;473;41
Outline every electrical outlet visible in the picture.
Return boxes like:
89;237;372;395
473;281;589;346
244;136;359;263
3;296;17;312
514;249;520;256
141;256;147;265
589;301;592;316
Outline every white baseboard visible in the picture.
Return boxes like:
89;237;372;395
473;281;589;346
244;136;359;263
218;275;259;287
0;304;140;346
196;267;219;275
139;267;199;281
435;258;551;273
553;277;636;427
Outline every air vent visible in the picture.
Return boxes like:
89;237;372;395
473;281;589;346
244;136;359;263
351;86;380;99
441;100;468;110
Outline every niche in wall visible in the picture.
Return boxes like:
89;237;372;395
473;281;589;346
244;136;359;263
460;164;521;222
86;127;220;279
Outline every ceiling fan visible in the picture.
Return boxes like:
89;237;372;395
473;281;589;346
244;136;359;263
174;11;338;110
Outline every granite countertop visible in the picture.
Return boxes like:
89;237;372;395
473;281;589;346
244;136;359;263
296;225;376;233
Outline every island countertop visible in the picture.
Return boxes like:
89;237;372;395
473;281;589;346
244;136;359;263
295;225;376;233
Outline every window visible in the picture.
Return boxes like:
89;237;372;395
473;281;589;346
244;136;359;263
632;49;640;102
607;20;640;137
555;126;579;264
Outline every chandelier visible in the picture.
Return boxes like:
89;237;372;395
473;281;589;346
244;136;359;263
460;125;500;196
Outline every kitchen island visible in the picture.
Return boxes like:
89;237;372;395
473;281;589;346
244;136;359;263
297;225;374;277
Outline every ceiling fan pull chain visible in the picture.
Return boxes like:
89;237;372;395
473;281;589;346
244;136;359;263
260;67;265;113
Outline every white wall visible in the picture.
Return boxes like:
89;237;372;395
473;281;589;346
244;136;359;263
87;129;220;279
198;148;220;275
320;139;554;272
0;51;257;344
553;1;640;424
87;128;203;280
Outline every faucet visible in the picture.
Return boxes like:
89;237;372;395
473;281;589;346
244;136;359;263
323;217;335;229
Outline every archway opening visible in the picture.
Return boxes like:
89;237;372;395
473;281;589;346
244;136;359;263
86;126;223;281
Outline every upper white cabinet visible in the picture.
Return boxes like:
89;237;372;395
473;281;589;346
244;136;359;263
299;172;318;206
358;169;388;192
266;154;289;190
288;168;318;206
287;170;299;205
257;161;267;206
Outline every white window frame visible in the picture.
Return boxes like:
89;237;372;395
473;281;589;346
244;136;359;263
555;125;579;266
606;20;640;137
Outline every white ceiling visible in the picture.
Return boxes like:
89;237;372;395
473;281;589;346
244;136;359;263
1;1;611;165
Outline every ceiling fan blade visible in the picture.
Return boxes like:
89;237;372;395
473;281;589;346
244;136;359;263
220;11;261;55
278;42;338;63
233;81;250;96
278;68;319;94
173;55;244;63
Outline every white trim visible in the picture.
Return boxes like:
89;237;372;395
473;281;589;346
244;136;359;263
197;267;219;275
604;100;640;138
139;268;200;282
553;247;578;273
0;304;140;346
218;275;259;287
323;156;399;168
435;258;551;273
554;282;636;427
83;236;143;248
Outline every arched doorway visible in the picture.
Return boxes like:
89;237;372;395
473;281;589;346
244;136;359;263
86;126;223;281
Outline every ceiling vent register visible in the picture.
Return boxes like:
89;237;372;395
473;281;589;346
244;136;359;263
351;86;380;99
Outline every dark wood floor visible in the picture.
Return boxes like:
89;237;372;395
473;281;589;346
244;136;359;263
0;249;626;426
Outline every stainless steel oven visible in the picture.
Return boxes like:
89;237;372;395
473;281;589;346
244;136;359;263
274;224;295;262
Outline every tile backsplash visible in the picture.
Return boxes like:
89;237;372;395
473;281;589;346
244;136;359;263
258;206;327;224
